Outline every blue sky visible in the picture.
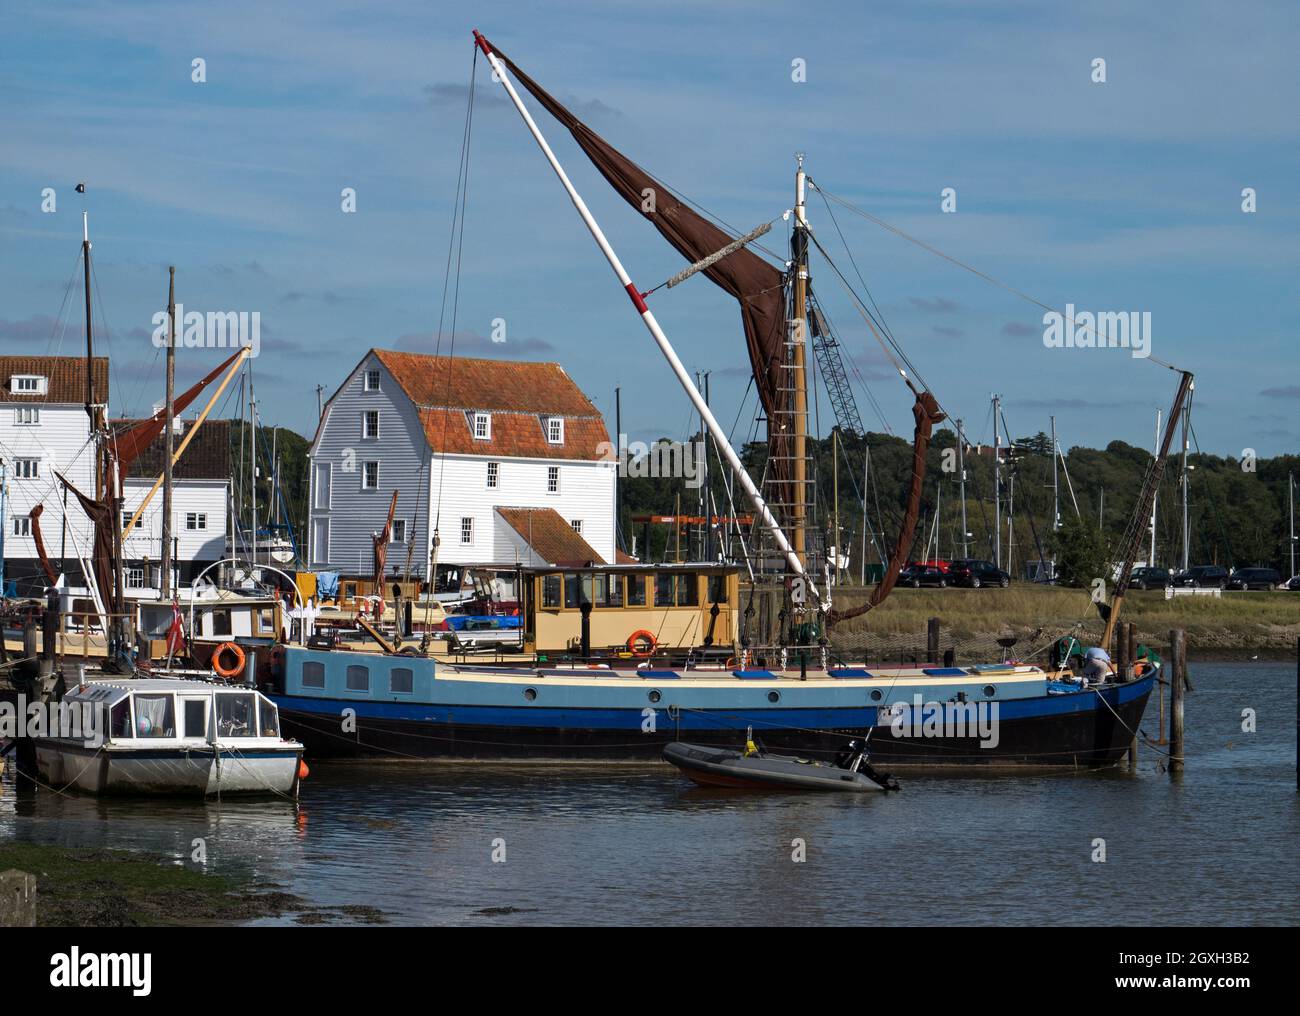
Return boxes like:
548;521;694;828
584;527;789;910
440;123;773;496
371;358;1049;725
2;0;1297;457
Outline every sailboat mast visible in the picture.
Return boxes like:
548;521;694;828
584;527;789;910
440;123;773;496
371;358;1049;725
472;30;822;606
161;267;176;598
1150;409;1160;567
1289;471;1295;580
791;155;810;568
957;419;969;559
82;212;96;435
993;394;1001;569
1180;398;1190;571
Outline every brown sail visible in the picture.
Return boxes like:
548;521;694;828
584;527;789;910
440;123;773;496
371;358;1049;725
486;39;789;429
57;473;121;618
828;390;945;626
28;504;60;586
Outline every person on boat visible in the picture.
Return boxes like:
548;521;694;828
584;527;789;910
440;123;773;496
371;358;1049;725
1081;646;1114;685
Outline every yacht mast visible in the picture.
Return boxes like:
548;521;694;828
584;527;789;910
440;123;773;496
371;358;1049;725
473;30;823;607
791;155;810;568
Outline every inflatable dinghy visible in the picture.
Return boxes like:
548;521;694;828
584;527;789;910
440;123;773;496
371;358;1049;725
663;738;899;793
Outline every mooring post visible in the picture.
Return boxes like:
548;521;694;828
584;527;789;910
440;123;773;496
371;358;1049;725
1169;629;1186;774
1126;622;1139;767
927;617;940;665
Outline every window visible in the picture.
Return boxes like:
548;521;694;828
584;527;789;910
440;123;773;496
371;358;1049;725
182;699;208;739
564;573;594;609
362;410;379;439
546;417;564;444
390;668;414;694
216;693;257;737
302;662;325;689
11;516;31;537
109;701;131;739
626;575;647;606
460;516;474;544
211;609;232;637
473;412;491;440
13;458;38;479
14;407;38;425
313;463;332;509
604;575;624;608
542;573;563;608
260;701;280;737
655;572;698;607
547;465;559;494
364;368;381;391
311;518;330;564
391;519;406;543
185;512;207;531
570;519;583;535
709;574;728;604
133;694;176;737
126;567;145;589
10;375;46;395
363;461;379;489
486;461;499;489
346;665;370;692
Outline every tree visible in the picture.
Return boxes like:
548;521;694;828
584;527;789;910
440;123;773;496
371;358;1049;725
1052;515;1110;589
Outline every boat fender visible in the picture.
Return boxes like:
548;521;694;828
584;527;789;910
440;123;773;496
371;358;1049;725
212;642;246;679
627;629;657;658
298;760;310;780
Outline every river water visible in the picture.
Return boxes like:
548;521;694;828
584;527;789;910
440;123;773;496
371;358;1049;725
3;661;1297;926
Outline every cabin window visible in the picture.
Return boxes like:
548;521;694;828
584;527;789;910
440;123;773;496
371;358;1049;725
363;461;379;489
708;575;728;604
605;574;624;608
344;581;359;603
473;412;492;440
212;609;232;637
260;701;280;737
391;667;414;694
134;694;176;738
541;574;562;608
14;457;39;479
182;699;208;739
302;661;325;688
346;665;370;692
546;466;559;494
486;461;499;489
362;410;379;439
625;575;647;606
11;516;31;537
564;573;594;609
14;407;39;425
679;573;700;606
186;512;207;531
460;517;474;544
109;701;131;739
216;693;257;737
546;417;564;444
364;368;381;391
655;573;698;607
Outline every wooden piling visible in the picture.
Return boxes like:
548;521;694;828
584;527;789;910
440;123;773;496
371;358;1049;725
926;617;940;664
1116;622;1129;679
1126;621;1139;767
1169;629;1186;774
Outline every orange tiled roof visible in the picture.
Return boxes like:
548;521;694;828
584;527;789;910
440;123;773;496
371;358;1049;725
496;507;606;566
417;408;610;460
0;356;108;404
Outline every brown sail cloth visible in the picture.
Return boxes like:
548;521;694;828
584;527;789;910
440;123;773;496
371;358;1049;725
56;473;121;618
828;391;945;626
28;504;60;586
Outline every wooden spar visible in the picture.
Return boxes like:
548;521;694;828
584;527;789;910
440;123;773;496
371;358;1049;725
792;157;810;568
373;490;399;596
161;267;176;598
121;346;250;541
1101;371;1194;649
472;29;825;611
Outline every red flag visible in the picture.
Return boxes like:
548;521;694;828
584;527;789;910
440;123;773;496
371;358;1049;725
166;598;185;657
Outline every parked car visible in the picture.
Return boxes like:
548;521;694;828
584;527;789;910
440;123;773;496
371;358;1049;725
1226;567;1282;591
900;564;949;588
949;559;1011;588
1129;567;1172;590
1173;565;1230;589
1287;576;1300;591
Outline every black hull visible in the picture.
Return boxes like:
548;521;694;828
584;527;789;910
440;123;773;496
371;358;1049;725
278;684;1152;768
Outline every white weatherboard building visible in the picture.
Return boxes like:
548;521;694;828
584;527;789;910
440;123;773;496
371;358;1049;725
307;349;617;580
0;356;105;595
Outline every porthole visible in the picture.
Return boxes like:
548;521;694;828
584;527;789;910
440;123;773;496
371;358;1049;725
767;691;780;703
524;688;537;701
869;689;883;702
983;685;996;698
648;690;662;704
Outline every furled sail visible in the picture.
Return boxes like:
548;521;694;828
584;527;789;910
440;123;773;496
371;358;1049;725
107;347;244;474
57;473;121;619
828;390;945;626
489;44;789;425
28;504;59;586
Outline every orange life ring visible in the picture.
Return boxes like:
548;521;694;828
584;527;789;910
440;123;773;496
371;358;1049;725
212;642;246;679
627;629;657;658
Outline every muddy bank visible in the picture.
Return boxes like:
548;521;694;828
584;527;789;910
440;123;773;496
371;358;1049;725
0;842;386;926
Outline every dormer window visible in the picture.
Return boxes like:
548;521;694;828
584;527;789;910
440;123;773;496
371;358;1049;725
473;412;492;440
545;417;564;444
9;375;47;395
364;369;381;392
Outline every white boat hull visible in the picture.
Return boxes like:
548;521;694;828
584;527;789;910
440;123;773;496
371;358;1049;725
36;742;302;796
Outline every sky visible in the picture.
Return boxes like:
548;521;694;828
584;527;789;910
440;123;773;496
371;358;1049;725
2;0;1297;458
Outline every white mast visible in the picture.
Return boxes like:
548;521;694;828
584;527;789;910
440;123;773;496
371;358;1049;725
1150;408;1160;567
474;31;823;608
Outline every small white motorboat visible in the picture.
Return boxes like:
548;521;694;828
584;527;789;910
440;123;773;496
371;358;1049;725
35;678;306;797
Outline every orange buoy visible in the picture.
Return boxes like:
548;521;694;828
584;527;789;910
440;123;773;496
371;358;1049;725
212;642;246;679
297;759;310;780
627;629;657;658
